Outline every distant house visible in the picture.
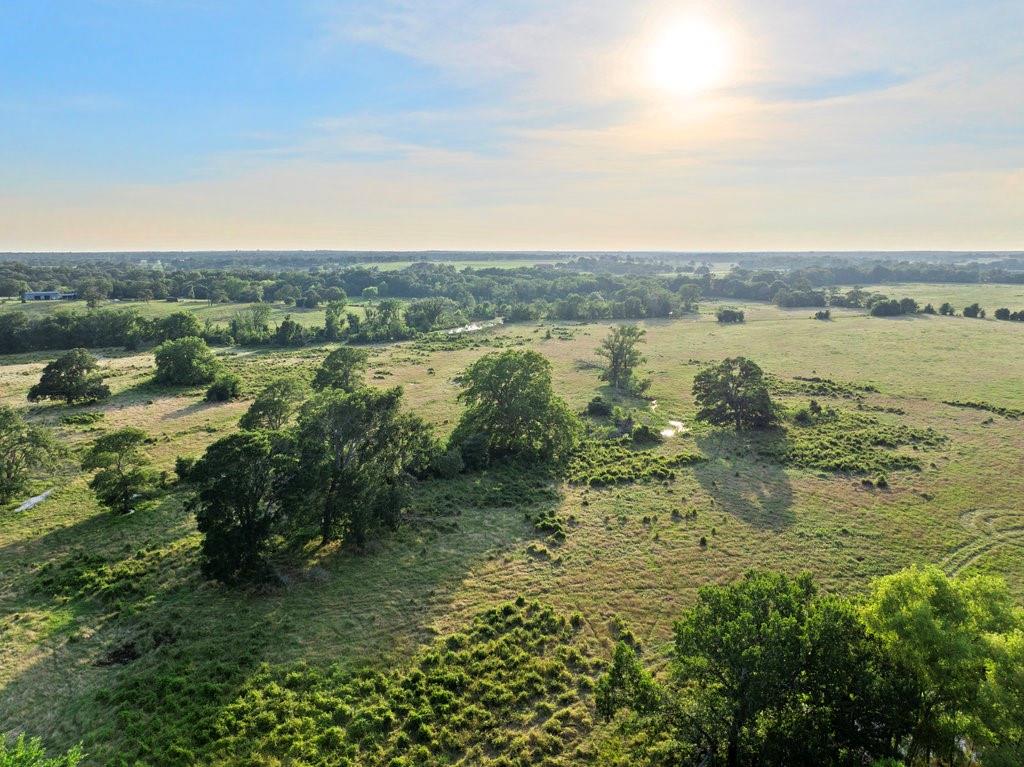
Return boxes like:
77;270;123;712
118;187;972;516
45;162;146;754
22;290;77;301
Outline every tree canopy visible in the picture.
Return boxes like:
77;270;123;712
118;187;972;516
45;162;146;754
692;357;775;430
596;325;649;395
451;349;580;466
283;387;436;546
81;427;153;514
27;348;110;404
311;347;368;392
0;406;62;504
153;336;220;386
192;431;282;583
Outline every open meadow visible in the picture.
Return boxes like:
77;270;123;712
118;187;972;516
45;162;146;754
2;292;1023;764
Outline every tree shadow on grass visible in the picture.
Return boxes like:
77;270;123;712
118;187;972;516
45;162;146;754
692;428;795;531
0;468;557;765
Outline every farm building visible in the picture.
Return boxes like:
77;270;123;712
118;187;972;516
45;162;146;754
22;290;77;301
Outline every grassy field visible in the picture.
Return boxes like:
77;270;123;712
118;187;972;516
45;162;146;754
0;298;371;328
853;282;1024;310
1;297;1023;763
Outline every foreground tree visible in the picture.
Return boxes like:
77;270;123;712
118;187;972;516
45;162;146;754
861;565;1021;765
693;357;775;430
450;349;580;466
192;431;281;583
311;346;367;392
153;336;219;385
596;325;649;394
0;734;83;767
81;428;153;514
0;406;62;504
598;571;912;767
27;349;110;404
239;376;308;431
285;387;436;546
155;310;203;342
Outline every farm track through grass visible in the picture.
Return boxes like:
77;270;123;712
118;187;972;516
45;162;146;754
1;291;1023;763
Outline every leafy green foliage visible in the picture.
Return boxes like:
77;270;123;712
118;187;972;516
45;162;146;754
284;387;437;546
155;311;203;342
153;336;220;386
0;735;82;767
239;376;308;430
205;372;242;402
764;410;945;474
597;571;913;767
0;405;63;504
596;325;649;394
27;349;110;404
451;349;581;466
312;347;368;392
81;427;154;514
203;600;599;766
693;357;775;430
192;431;281;583
861;565;1023;766
566;439;703;486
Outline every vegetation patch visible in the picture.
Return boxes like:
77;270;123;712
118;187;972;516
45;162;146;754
761;410;945;474
35;543;188;607
202;600;600;766
769;375;878;399
566;439;703;486
60;410;104;426
942;399;1023;419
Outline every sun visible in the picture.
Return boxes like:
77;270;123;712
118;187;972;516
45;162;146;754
646;16;732;97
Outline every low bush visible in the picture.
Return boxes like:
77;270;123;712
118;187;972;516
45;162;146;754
716;308;744;323
566;439;703;486
205;372;242;402
586;396;613;417
202;600;599;766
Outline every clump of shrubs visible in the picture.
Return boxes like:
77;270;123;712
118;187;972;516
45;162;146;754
813;309;831;321
716;308;744;323
201;600;598;766
566;439;702;486
205;372;242;402
586;396;613;417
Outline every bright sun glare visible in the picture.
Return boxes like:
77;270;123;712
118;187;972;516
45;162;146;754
647;16;731;97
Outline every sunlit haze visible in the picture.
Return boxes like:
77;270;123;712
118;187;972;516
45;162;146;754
0;1;1021;251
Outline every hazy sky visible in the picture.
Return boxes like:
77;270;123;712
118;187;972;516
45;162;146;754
1;1;1021;251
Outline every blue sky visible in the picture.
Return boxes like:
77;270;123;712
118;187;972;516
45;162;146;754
1;1;1021;250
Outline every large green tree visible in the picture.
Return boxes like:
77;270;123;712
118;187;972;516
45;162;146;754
450;349;580;465
284;387;436;546
192;431;281;583
0;406;62;504
239;376;308;431
861;565;1021;765
81;428;153;514
596;325;649;394
27;348;110;404
153;336;220;385
311;347;367;392
155;311;203;342
598;571;912;767
692;357;775;430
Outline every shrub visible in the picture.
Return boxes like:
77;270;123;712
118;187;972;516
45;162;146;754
963;303;984;318
994;307;1011;321
458;432;491;471
175;455;197;483
430;448;465;479
630;424;663;444
716;308;744;323
153;337;219;386
205;373;242;402
813;309;831;321
586;396;613;417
